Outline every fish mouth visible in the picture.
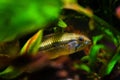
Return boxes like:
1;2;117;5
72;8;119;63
78;40;91;47
84;40;92;45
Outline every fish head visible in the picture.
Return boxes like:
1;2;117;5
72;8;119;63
68;33;91;53
78;34;91;45
76;34;91;52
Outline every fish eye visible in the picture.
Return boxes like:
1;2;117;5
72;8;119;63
79;37;84;41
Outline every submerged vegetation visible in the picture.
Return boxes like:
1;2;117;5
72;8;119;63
0;0;120;80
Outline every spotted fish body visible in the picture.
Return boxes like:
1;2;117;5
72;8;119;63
39;33;91;59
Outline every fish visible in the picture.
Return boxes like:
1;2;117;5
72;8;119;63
0;32;91;79
39;32;91;59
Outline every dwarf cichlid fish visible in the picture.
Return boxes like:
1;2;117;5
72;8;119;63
39;33;91;59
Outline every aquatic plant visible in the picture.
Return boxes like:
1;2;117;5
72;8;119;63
0;0;120;80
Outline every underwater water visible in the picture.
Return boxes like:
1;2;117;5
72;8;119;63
0;0;120;80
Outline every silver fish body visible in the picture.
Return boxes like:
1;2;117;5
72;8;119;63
39;33;91;59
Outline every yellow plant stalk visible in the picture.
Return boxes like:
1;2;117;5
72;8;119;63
20;29;43;56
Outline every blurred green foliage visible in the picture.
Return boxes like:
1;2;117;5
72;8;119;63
0;0;62;42
0;0;62;79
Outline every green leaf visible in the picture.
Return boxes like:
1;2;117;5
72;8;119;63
104;29;118;45
81;56;90;62
89;44;105;65
92;35;103;45
0;66;22;79
74;63;91;73
20;29;43;55
88;35;105;66
0;0;62;42
105;46;120;75
58;19;67;28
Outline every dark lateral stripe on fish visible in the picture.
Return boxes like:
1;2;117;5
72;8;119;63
39;40;72;51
